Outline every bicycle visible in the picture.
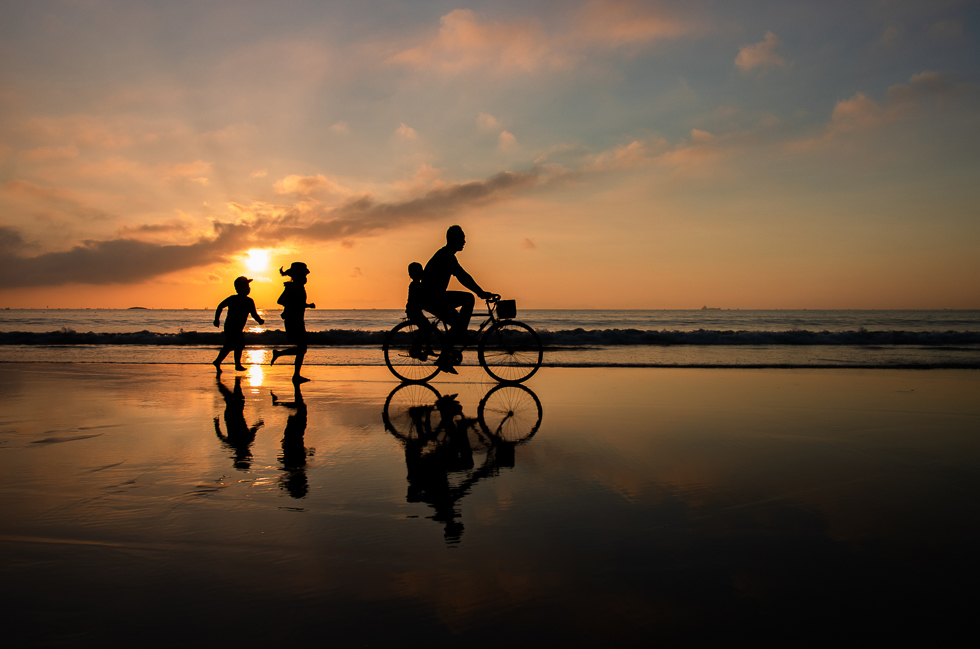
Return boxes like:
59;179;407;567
382;296;543;384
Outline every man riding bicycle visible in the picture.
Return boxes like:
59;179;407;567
422;225;496;374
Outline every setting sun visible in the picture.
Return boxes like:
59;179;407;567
244;249;270;273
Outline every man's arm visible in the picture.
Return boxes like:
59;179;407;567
455;265;492;299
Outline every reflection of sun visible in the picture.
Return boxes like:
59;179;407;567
245;249;269;272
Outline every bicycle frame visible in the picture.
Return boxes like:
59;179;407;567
417;298;503;354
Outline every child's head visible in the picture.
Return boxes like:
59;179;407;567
408;262;423;281
280;262;310;284
234;276;252;295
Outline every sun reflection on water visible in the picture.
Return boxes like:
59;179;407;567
245;353;266;386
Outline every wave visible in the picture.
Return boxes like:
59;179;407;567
1;327;979;347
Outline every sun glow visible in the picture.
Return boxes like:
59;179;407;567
244;249;270;272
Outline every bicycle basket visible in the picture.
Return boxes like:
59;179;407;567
496;299;516;319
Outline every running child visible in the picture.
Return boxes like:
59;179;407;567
406;262;434;362
271;262;315;383
213;276;265;372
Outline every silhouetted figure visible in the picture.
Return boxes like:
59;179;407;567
213;375;263;471
403;394;473;542
213;276;265;372
272;384;310;499
406;262;434;361
422;225;495;373
271;262;315;383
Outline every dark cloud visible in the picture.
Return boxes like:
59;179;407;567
0;226;28;254
0;169;540;288
118;220;192;235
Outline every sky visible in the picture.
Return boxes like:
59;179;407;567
0;0;978;309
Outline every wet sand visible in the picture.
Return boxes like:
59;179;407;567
2;363;979;646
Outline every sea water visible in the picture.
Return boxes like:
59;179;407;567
0;308;978;367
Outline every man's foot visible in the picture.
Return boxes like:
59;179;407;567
437;355;458;375
409;346;428;361
235;365;246;371
292;375;311;384
212;360;222;373
271;350;282;365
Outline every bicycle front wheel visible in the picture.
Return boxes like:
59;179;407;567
383;320;442;383
477;320;542;383
478;383;543;443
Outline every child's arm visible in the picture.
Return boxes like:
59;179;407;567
248;298;264;325
213;297;230;327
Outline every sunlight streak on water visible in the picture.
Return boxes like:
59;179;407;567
246;362;265;386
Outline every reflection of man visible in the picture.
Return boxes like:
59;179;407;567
423;225;494;372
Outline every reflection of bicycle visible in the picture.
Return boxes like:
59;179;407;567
383;382;543;444
383;297;543;384
381;382;543;544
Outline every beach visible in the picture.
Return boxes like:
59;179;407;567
2;363;979;646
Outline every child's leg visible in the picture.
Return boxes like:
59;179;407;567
233;346;245;370
214;345;231;368
292;347;308;382
272;346;297;364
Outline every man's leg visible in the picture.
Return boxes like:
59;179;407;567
443;291;474;341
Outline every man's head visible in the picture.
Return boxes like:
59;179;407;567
446;225;465;252
234;276;252;295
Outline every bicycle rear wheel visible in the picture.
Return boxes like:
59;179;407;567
477;320;542;383
383;320;442;383
382;382;442;441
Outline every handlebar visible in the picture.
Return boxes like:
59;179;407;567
486;294;502;304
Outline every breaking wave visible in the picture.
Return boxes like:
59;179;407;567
1;327;979;347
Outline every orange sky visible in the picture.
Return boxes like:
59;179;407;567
1;1;978;309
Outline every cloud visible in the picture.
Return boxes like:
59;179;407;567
395;123;418;139
250;169;268;178
350;267;363;278
573;0;690;47
393;164;446;194
499;131;518;151
273;173;350;197
879;25;903;45
330;121;350;134
0;169;540;288
477;113;500;131
520;238;536;250
117;219;193;238
389;3;693;74
735;32;788;73
21;145;79;163
789;71;978;150
389;9;563;73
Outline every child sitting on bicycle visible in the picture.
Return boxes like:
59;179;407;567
406;262;434;361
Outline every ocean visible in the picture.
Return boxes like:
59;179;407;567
1;308;978;368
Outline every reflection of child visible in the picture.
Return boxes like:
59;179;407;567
406;262;432;360
213;276;265;372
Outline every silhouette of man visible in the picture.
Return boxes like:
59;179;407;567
423;225;494;371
